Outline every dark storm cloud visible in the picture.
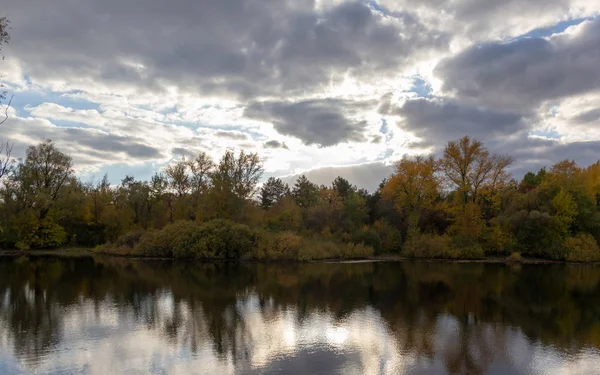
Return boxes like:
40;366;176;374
245;99;373;147
435;18;600;111
390;98;528;147
573;108;600;124
264;140;289;150
3;116;164;165
62;129;163;159
3;0;449;99
494;136;600;178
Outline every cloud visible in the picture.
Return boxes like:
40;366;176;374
281;162;395;192
264;140;289;150
2;0;600;184
3;0;449;100
213;131;248;141
377;0;599;40
1;114;165;171
435;18;600;111
389;97;528;148
245;99;373;147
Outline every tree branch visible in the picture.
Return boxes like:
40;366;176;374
0;94;14;125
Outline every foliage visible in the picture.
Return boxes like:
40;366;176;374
172;219;256;259
292;175;320;208
372;219;402;253
260;177;290;209
252;231;303;260
565;233;600;262
351;228;382;254
403;233;456;259
135;220;199;257
3;137;600;263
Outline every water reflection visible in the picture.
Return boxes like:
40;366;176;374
1;257;600;374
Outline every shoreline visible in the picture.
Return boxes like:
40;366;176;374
1;248;599;265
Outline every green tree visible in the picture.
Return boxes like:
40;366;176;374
292;175;319;208
332;176;356;199
260;177;290;210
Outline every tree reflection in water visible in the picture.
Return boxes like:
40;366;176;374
1;256;600;374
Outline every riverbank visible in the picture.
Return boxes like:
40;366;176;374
2;248;599;265
0;248;94;257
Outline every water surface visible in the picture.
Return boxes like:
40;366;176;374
1;256;600;374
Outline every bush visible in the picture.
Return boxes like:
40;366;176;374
13;216;68;250
452;234;485;259
342;242;375;259
252;231;303;260
372;219;402;254
566;233;600;262
351;228;382;254
135;220;198;257
113;230;145;249
403;233;457;259
298;238;342;261
507;252;522;262
173;219;256;259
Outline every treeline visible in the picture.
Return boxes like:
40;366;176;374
1;136;599;261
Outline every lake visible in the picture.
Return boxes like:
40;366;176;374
1;256;600;375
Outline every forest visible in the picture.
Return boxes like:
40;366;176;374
0;135;599;262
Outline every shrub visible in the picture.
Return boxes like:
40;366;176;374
252;231;303;260
298;238;342;261
113;230;145;249
372;219;402;254
342;242;375;259
173;219;256;259
351;228;382;254
13;216;68;250
507;252;522;262
565;233;600;262
403;233;457;259
135;220;198;257
452;234;485;259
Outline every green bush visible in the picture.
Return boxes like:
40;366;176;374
15;218;68;250
451;234;485;259
566;233;600;262
135;220;198;257
373;219;402;254
173;219;256;259
351;228;382;254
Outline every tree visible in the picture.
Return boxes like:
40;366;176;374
204;150;263;220
440;136;513;203
383;156;439;215
116;175;153;229
211;150;263;200
332;176;356;199
188;152;214;195
1;16;12;124
164;158;191;197
12;140;74;220
260;177;290;209
0;140;12;180
292;175;320;208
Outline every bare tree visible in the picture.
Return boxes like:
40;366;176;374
0;16;12;125
0;139;12;180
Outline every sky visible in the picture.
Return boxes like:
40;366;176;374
1;0;599;191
